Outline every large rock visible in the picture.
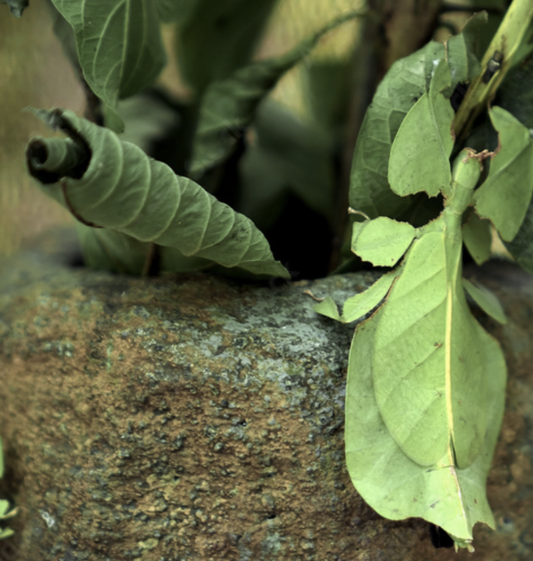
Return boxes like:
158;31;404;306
0;229;532;560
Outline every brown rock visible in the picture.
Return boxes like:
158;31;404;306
0;229;532;560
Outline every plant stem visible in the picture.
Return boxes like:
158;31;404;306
453;0;533;141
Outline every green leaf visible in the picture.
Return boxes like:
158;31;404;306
497;50;533;129
389;60;454;198
0;528;14;540
446;12;487;84
462;210;492;265
313;271;397;323
0;501;11;519
156;0;195;23
345;305;506;546
463;278;506;324
26;109;289;279
0;0;28;17
175;0;278;94
351;217;416;267
303;59;352;134
349;41;446;219
50;0;167;130
117;89;180;154
190;13;359;176
238;101;335;229
497;56;533;271
474;107;533;241
504;200;533;274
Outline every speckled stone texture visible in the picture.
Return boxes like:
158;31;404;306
0;229;532;561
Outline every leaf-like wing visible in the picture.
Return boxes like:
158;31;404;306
349;41;446;219
388;60;454;198
474;106;533;241
352;217;416;267
462;210;492;265
313;271;397;323
345;307;506;546
51;0;167;130
175;0;278;94
463;278;506;324
372;214;490;468
190;13;359;176
26;109;289;279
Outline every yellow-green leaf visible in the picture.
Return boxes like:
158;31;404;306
351;217;416;267
474;106;533;241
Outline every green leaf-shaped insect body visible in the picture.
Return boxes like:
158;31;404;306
333;149;507;547
353;150;505;468
314;58;510;546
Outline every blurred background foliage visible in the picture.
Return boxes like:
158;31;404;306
0;0;504;259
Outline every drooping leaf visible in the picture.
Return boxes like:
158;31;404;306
462;210;492;265
345;305;506;548
26;109;289;279
313;271;397;323
190;13;359;176
463;278;506;324
388;60;454;198
175;0;278;94
446;12;487;84
0;0;28;17
50;0;167;131
351;217;416;267
474;106;533;241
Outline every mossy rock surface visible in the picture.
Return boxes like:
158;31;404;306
0;229;532;560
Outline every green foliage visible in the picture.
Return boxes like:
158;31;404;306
474;107;533;241
190;13;360;176
51;0;167;131
26;109;289;278
175;0;278;95
8;0;533;552
349;13;485;223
